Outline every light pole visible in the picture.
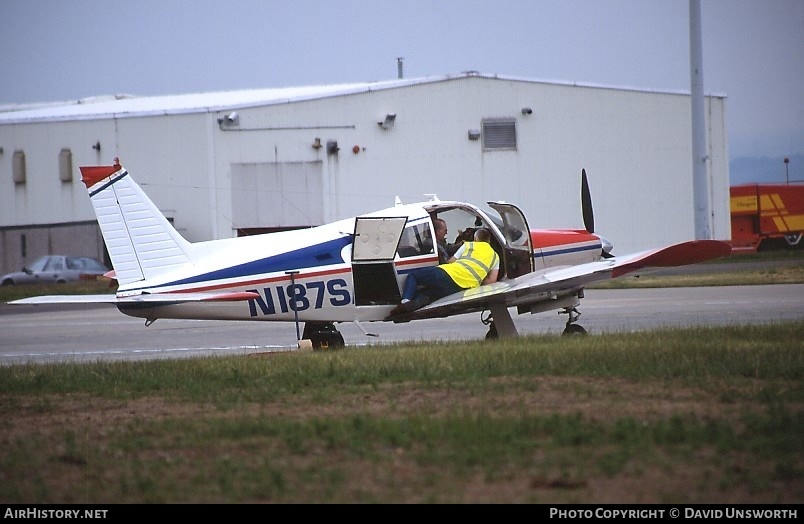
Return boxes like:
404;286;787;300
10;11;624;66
784;157;790;184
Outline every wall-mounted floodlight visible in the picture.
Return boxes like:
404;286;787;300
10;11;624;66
92;141;101;152
521;107;533;115
326;140;339;155
217;111;240;128
467;129;481;141
378;113;396;130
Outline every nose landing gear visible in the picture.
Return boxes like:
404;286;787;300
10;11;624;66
560;306;587;336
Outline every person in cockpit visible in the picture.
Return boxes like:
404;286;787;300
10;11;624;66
390;228;499;315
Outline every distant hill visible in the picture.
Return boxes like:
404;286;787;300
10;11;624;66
730;154;803;185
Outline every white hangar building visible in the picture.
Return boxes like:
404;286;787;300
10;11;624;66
0;72;730;275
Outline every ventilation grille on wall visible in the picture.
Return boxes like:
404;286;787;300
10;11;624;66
59;148;73;182
481;119;517;150
12;150;26;184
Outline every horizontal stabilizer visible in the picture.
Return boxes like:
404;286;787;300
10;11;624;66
116;291;261;303
9;291;260;306
9;294;121;305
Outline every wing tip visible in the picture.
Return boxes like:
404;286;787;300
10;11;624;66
611;239;733;278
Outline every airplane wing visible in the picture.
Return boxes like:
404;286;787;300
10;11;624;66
9;291;260;305
392;239;732;321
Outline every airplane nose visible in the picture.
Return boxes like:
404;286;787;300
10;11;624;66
597;234;614;258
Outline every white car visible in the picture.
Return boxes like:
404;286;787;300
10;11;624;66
1;255;110;285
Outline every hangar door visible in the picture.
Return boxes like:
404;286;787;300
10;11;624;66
231;161;323;229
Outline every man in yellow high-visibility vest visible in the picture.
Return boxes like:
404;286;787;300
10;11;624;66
390;228;500;316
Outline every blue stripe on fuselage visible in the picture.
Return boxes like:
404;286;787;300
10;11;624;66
129;236;353;292
535;242;601;260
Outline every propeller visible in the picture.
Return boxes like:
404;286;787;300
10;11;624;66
581;168;614;258
581;168;594;234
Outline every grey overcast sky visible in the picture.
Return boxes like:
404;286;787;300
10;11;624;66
2;0;801;160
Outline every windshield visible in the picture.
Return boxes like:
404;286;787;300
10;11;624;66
26;256;50;272
428;207;490;245
78;257;107;271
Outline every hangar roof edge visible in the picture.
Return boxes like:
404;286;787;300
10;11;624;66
0;72;727;125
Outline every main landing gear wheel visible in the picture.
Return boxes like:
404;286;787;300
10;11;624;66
302;322;345;350
562;323;587;336
560;306;587;336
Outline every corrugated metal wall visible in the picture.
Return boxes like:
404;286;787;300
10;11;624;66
0;75;729;274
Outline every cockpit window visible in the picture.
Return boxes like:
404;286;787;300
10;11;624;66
396;222;434;258
429;207;488;245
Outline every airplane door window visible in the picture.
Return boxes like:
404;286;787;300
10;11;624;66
397;222;433;258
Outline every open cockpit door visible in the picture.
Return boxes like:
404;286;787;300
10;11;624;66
488;202;534;279
351;216;407;306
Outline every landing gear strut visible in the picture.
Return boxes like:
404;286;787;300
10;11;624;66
560;306;587;336
481;303;519;340
482;310;498;339
302;322;345;349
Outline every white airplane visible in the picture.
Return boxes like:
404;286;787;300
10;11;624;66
10;158;731;348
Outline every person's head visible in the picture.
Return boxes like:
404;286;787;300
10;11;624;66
433;218;447;241
474;228;491;243
454;227;475;243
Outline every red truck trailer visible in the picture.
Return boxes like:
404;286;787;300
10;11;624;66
729;183;804;253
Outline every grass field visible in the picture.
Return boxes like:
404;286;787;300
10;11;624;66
1;250;801;503
0;322;801;503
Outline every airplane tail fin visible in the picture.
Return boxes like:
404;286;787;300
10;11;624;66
80;159;192;286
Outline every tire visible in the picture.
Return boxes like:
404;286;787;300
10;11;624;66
309;332;345;350
303;322;345;350
563;324;587;336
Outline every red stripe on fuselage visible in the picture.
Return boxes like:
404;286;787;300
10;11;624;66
202;291;262;302
395;255;439;267
531;230;597;248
